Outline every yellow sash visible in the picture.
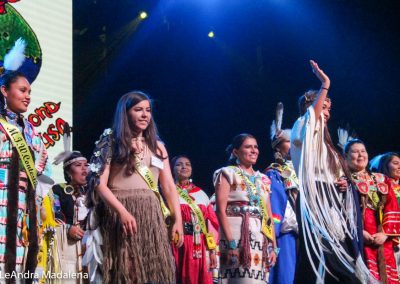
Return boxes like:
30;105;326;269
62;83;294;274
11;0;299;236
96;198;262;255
0;117;37;188
135;158;171;222
177;186;216;250
0;117;38;247
231;167;274;241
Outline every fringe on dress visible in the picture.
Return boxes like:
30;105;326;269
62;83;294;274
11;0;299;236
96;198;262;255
101;188;175;284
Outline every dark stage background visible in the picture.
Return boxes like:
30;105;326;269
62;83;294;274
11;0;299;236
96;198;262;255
74;0;400;194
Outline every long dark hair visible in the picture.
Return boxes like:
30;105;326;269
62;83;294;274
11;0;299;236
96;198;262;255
225;133;255;166
377;152;400;178
0;71;27;112
112;90;164;175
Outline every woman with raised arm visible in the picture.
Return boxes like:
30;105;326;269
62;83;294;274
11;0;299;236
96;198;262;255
213;133;276;283
290;60;371;283
344;140;400;284
86;91;183;283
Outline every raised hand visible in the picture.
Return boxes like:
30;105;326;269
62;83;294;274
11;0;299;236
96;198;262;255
310;60;330;88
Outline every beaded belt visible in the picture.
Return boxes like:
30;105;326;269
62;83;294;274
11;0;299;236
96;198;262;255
226;203;261;218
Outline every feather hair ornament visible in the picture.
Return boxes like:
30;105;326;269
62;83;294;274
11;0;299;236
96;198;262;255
337;125;356;149
270;102;284;140
53;123;73;165
3;38;26;72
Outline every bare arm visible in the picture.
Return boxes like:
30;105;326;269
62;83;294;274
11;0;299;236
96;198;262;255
96;164;137;235
310;60;331;119
215;174;234;242
157;142;184;247
215;174;240;264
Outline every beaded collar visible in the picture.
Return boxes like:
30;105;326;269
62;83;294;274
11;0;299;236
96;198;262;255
236;166;262;206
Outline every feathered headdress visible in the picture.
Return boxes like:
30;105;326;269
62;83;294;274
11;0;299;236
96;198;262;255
369;154;384;172
1;38;26;78
270;102;291;149
53;123;86;168
3;38;26;72
337;125;357;149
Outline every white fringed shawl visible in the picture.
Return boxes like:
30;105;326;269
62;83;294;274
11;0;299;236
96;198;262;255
291;107;372;283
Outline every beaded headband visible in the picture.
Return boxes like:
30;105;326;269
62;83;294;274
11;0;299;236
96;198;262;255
63;156;87;168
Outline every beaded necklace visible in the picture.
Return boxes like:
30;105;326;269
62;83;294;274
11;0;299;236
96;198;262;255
352;171;383;210
390;178;400;201
237;166;262;206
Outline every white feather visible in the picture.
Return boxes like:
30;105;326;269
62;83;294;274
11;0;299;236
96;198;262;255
270;120;277;140
370;154;383;172
337;127;349;149
3;38;26;71
53;151;73;165
53;123;73;165
275;102;284;132
63;123;72;154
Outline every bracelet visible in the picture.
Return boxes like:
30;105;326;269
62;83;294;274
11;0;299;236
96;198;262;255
228;239;238;250
321;87;329;91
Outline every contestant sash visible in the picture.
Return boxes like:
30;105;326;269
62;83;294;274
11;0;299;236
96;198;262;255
135;158;171;220
231;166;274;241
177;186;216;250
0;117;37;188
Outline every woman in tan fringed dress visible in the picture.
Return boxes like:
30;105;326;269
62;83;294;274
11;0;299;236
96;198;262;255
86;91;184;283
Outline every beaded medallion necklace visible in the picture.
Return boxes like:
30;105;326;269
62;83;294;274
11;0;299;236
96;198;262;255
237;166;261;206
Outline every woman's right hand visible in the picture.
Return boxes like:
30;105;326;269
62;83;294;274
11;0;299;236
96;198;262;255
209;251;217;269
68;225;85;240
119;210;137;236
227;248;240;267
363;230;374;244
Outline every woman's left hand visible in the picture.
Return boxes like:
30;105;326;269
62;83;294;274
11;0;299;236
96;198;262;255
209;251;217;269
268;250;277;267
335;177;348;192
170;221;184;248
373;232;388;245
310;60;330;87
